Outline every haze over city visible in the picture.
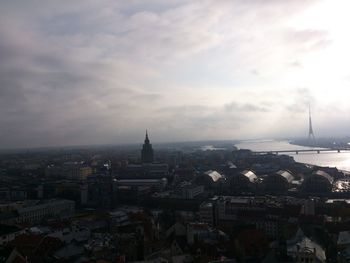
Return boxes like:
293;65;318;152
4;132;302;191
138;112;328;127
1;0;350;149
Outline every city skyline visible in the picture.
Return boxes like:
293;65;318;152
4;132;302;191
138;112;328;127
1;0;350;148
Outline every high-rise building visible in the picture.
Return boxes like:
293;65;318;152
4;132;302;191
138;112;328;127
141;131;154;163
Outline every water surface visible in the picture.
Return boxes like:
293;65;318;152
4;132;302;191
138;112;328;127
236;140;350;172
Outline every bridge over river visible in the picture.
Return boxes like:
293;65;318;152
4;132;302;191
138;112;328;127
253;148;350;155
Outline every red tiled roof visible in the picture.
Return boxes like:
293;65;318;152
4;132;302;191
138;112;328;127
35;235;62;256
237;229;268;255
10;234;42;248
12;256;26;263
10;234;62;259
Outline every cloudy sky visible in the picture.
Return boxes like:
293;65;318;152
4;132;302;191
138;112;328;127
0;0;349;148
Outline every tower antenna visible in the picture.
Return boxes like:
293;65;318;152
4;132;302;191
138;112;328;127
308;103;315;140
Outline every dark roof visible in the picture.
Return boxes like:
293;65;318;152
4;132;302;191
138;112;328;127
275;170;295;183
240;170;257;182
173;236;188;252
312;170;334;184
0;248;26;263
0;224;21;236
204;170;223;182
10;234;63;261
0;247;12;263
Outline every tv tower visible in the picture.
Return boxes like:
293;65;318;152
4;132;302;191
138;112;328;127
308;104;315;140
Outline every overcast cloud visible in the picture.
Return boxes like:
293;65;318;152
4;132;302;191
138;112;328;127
0;0;349;148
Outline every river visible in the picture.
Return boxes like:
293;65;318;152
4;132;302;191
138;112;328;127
236;140;350;172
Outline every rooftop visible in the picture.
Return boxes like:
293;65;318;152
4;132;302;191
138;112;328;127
0;224;21;236
204;170;223;182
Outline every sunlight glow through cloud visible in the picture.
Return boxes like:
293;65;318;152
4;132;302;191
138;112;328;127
0;0;349;148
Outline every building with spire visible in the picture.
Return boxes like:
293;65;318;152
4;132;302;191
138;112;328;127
141;131;154;163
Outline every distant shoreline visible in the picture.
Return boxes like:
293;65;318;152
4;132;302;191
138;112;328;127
290;138;350;150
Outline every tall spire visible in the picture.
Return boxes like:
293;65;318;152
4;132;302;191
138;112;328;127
145;130;150;144
308;104;315;140
142;130;153;163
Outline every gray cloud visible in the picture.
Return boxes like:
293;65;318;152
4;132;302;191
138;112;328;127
224;102;271;113
0;0;348;148
285;88;314;114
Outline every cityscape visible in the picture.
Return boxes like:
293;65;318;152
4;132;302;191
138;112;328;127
0;131;350;262
1;1;350;263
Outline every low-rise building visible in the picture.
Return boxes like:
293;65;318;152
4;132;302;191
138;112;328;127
186;222;228;245
175;182;204;199
302;170;334;193
287;229;326;263
117;178;167;192
263;170;295;193
195;170;225;190
199;201;216;225
228;170;258;192
16;199;75;224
